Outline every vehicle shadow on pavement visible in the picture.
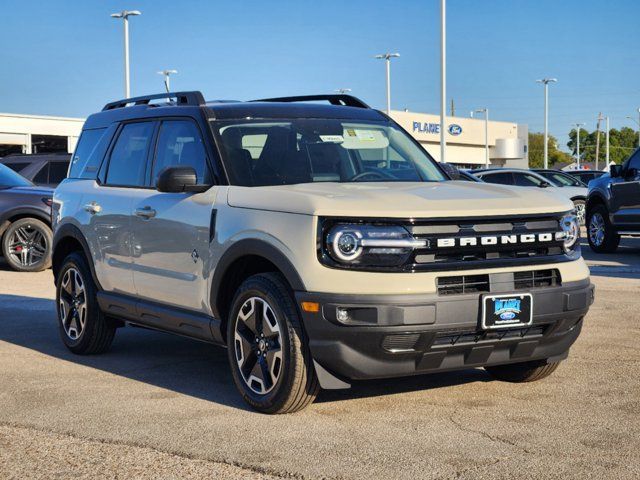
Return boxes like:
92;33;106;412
0;293;491;409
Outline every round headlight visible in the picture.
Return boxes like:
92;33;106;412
331;228;364;261
559;212;580;252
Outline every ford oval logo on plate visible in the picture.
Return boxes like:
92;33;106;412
499;311;516;321
448;124;462;136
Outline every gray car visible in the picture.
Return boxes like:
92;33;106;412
0;164;53;271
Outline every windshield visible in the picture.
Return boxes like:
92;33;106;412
0;164;32;188
212;119;446;186
539;171;584;187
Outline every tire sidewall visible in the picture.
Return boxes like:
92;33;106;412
2;218;52;272
227;278;298;411
55;253;100;351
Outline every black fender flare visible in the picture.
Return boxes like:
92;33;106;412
210;238;306;319
52;223;102;288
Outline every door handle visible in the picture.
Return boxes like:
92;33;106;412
83;202;102;215
135;206;156;219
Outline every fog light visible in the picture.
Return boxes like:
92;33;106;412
336;307;350;322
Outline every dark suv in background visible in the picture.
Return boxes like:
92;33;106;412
586;149;640;252
0;153;71;188
0;164;53;272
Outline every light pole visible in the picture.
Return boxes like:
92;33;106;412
334;88;352;94
475;108;489;167
597;114;610;169
374;53;400;114
157;69;178;93
111;10;141;98
572;123;585;168
536;78;557;169
440;0;447;163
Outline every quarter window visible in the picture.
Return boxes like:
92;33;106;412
152;120;210;185
69;128;107;179
106;122;155;187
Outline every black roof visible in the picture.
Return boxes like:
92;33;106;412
83;91;387;129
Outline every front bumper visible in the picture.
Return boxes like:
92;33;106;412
296;279;594;385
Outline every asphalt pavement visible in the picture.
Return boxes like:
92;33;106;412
0;238;639;479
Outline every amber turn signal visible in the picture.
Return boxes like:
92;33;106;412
301;301;320;313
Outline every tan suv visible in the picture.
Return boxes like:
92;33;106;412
52;92;593;413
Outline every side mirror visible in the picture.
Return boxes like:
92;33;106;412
610;164;623;178
440;162;460;180
156;166;209;193
538;181;550;188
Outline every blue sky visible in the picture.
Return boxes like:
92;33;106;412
1;0;639;151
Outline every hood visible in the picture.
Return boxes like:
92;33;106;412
3;185;54;197
227;181;574;218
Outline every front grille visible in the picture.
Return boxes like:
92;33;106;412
514;269;561;289
405;214;566;271
432;325;547;346
437;269;561;296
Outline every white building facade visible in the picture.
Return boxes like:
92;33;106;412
390;110;528;168
0;113;84;157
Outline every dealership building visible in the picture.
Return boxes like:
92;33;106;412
1;108;528;169
390;110;528;168
0;112;83;157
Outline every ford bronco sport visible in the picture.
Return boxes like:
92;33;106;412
52;92;593;413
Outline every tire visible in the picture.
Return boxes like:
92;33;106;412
587;204;620;253
572;199;586;226
2;218;52;272
55;252;116;354
485;360;560;383
227;273;319;414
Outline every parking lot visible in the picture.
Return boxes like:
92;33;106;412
1;238;639;480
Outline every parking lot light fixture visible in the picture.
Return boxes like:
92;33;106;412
157;70;178;93
111;10;142;98
334;88;352;94
475;108;489;167
572;123;585;168
536;78;557;169
374;53;400;114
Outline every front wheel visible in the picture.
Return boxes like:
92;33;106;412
573;199;586;226
227;273;319;414
485;360;560;382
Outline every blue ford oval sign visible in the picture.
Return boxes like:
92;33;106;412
448;124;463;136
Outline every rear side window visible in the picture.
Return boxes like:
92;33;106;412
69;128;108;179
514;173;545;187
151;120;210;185
106;122;155;187
481;172;513;185
49;161;70;184
2;162;26;173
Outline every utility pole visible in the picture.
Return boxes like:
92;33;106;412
536;78;557;169
573;123;585;168
374;53;400;114
605;116;610;165
111;10;142;98
595;113;602;171
440;0;447;163
476;108;489;167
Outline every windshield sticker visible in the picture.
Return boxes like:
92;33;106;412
355;130;376;141
320;135;344;143
346;129;357;137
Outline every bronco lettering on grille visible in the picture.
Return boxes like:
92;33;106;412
434;232;559;249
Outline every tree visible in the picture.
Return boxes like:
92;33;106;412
528;132;572;168
567;126;638;165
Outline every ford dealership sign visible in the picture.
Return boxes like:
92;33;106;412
448;124;462;136
412;121;462;136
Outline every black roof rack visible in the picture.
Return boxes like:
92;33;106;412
102;91;206;111
251;94;371;109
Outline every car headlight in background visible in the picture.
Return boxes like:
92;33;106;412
557;211;580;254
325;223;426;267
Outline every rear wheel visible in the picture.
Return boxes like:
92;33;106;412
56;252;116;354
573;199;586;226
2;218;52;272
485;360;560;382
587;204;619;253
227;273;319;414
